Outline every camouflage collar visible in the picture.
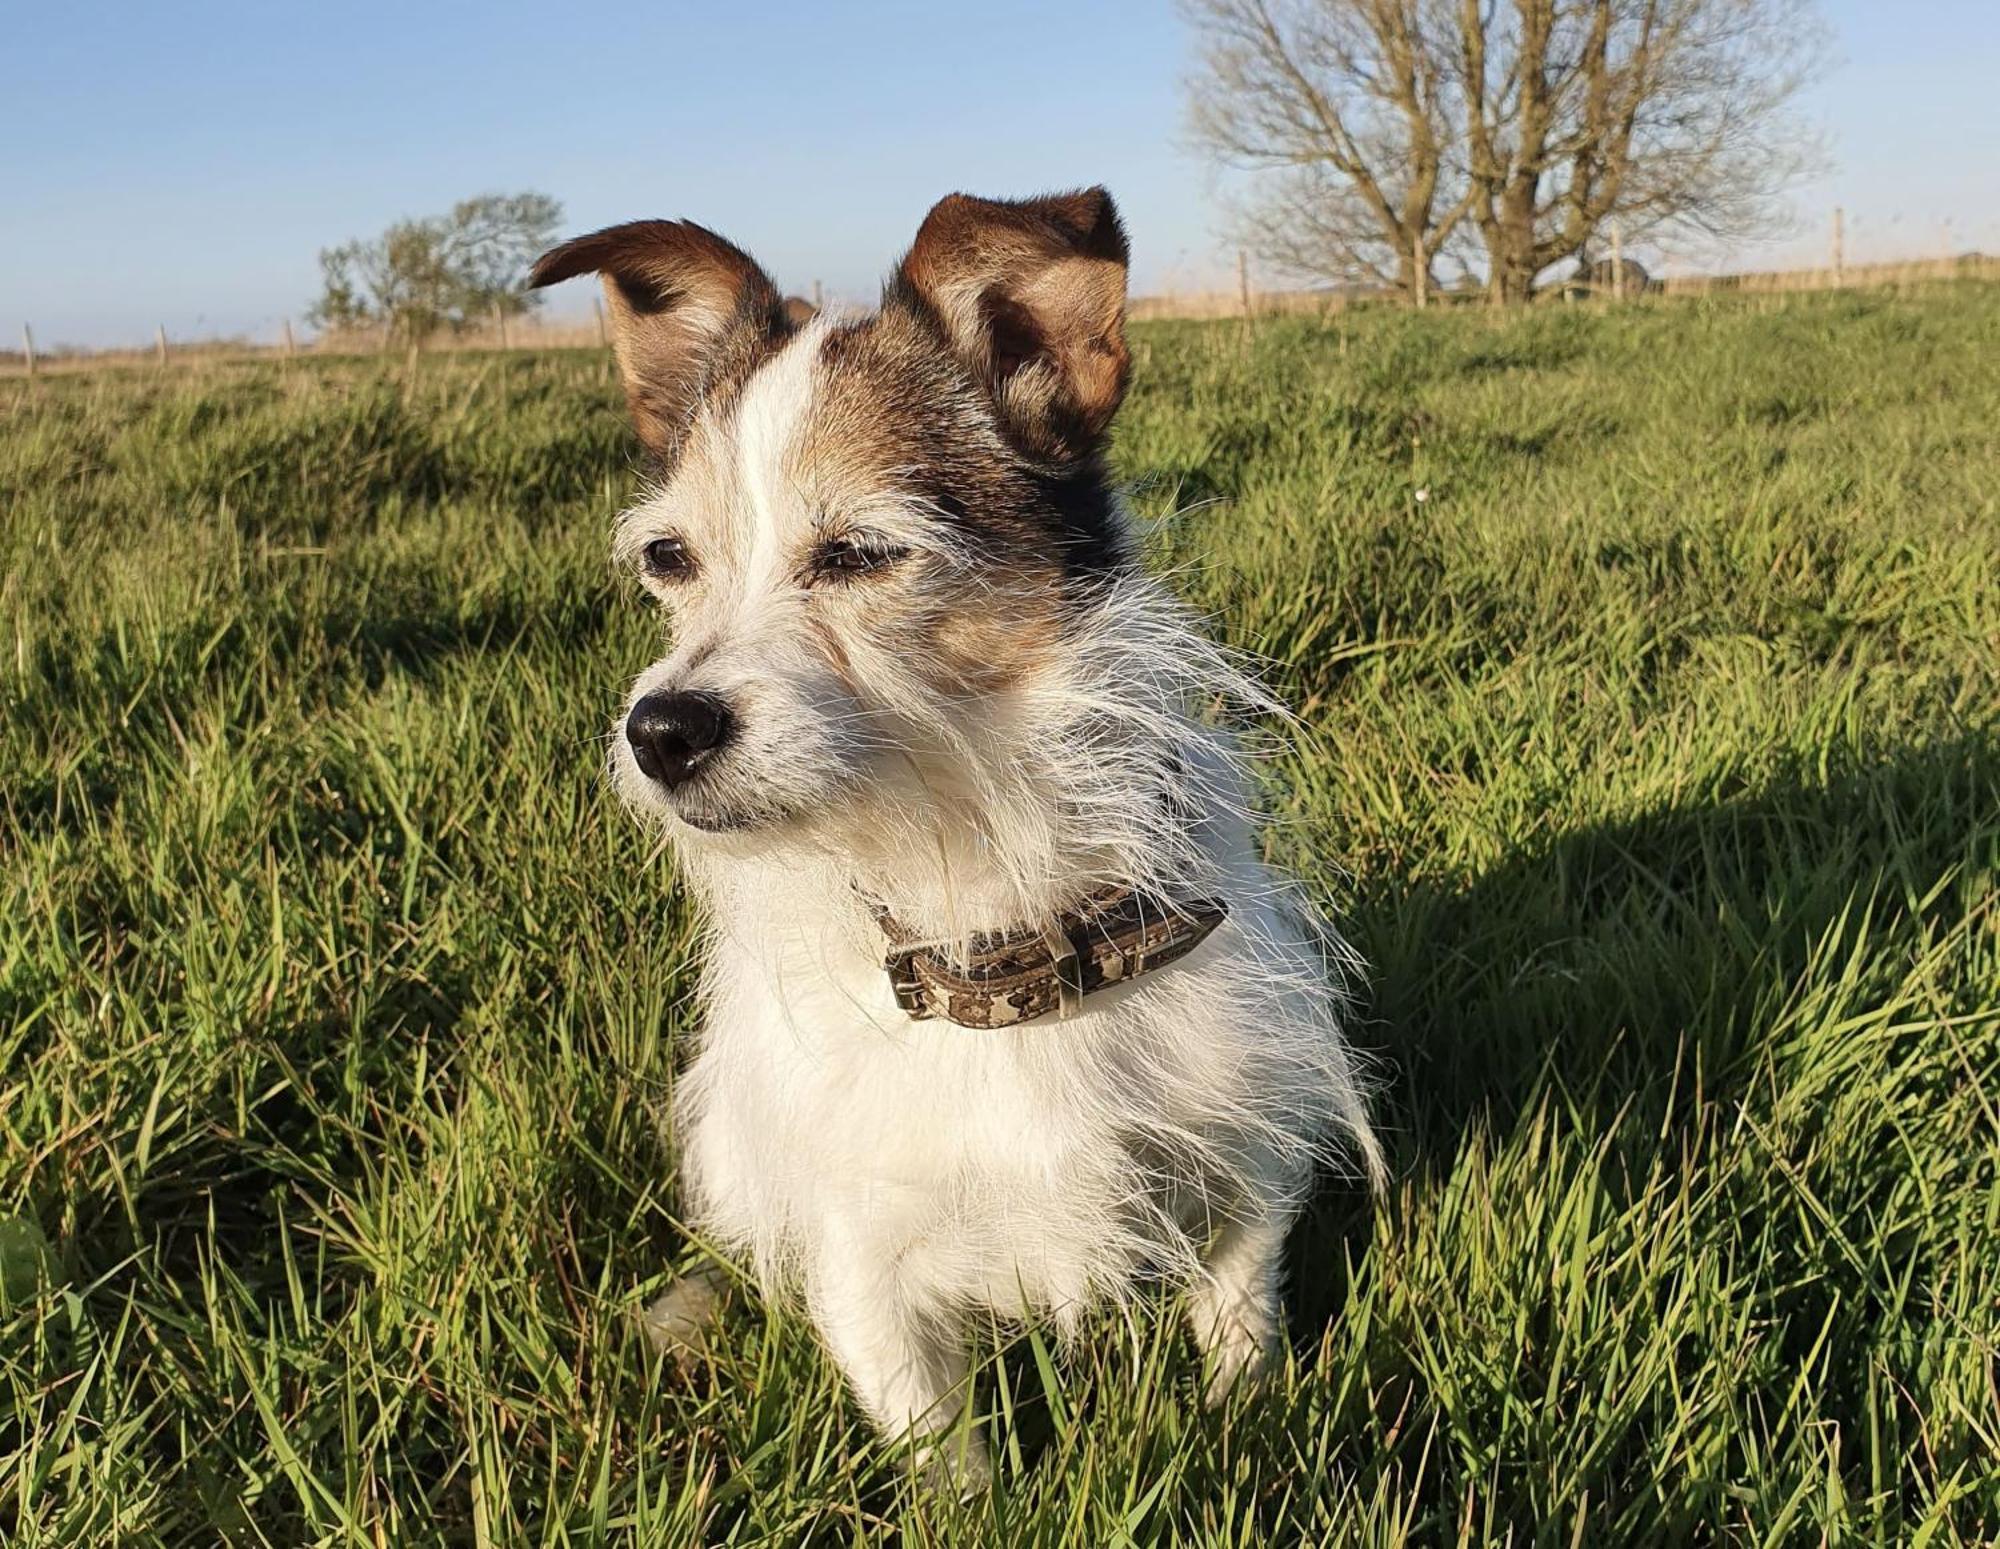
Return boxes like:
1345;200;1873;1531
869;885;1228;1030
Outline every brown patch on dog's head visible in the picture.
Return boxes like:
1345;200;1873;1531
530;220;795;465
888;188;1130;466
772;314;1068;693
800;286;1132;583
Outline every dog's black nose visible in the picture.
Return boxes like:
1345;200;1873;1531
626;691;734;788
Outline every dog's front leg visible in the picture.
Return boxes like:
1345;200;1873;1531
808;1225;990;1494
1184;1203;1290;1406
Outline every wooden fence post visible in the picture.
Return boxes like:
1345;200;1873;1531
494;302;508;350
1831;207;1845;286
1611;223;1625;301
21;323;34;378
594;298;608;349
282;318;296;359
812;279;823;311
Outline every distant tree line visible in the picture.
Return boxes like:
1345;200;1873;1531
309;193;562;342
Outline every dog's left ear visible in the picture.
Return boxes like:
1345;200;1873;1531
530;220;789;465
893;188;1130;464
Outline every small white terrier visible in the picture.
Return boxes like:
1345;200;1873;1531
532;188;1379;1487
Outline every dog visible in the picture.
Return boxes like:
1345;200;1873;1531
530;188;1379;1489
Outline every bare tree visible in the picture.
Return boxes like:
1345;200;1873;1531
1186;0;1826;303
1187;0;1467;298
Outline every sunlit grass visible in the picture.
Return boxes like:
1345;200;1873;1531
3;286;1997;1544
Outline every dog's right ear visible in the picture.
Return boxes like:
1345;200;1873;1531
891;188;1130;465
530;221;790;464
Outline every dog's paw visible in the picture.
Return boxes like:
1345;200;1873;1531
638;1264;731;1367
913;1428;993;1501
1199;1329;1276;1410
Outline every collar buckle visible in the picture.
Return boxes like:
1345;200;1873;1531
1040;921;1085;1020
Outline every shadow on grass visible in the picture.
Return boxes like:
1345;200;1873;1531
1288;725;2000;1330
717;729;1998;1532
346;588;613;686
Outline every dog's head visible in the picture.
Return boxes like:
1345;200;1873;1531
533;190;1134;842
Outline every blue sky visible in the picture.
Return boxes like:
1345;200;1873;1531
9;1;1997;348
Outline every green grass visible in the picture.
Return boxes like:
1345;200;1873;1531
3;286;1997;1544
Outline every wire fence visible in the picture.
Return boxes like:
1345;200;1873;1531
8;241;1998;377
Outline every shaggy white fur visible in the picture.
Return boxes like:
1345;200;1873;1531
558;196;1381;1489
613;371;1378;1481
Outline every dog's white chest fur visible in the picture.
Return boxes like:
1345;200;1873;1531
674;844;1371;1326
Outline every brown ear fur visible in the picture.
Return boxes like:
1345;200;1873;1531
892;188;1130;463
530;220;790;463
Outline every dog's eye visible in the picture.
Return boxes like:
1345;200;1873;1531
642;537;693;580
814;536;908;580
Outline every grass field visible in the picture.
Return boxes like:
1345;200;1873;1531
4;286;1998;1545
